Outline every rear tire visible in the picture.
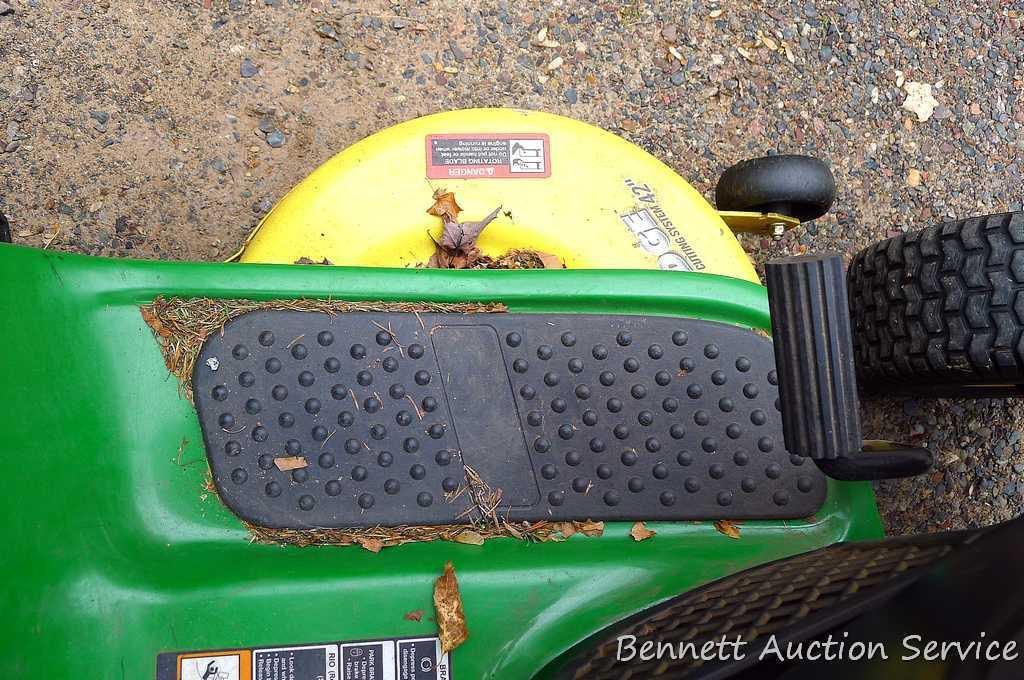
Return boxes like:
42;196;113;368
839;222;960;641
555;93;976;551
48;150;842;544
848;211;1024;392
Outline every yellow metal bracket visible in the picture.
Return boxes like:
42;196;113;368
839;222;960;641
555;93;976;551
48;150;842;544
718;211;800;239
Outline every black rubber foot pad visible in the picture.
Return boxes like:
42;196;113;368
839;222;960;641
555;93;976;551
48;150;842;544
193;311;825;528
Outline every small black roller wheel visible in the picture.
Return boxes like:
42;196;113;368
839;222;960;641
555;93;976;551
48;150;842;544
0;210;10;243
715;154;836;223
848;211;1024;394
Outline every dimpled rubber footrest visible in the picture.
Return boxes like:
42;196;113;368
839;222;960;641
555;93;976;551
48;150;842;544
193;311;825;528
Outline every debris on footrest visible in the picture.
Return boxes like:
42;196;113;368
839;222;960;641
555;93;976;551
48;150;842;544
273;456;308;471
630;521;656;542
356;537;384;553
714;519;742;539
433;561;469;653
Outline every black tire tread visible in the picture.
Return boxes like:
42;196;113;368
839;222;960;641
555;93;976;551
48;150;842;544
848;211;1024;391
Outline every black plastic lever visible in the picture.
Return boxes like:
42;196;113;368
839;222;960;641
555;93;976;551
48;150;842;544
765;254;931;481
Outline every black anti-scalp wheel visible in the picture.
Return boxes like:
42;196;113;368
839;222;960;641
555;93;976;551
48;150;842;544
715;155;836;223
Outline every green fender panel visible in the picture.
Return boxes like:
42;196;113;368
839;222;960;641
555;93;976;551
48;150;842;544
0;244;882;679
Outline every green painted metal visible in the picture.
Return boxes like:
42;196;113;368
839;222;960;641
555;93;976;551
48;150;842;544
0;244;883;679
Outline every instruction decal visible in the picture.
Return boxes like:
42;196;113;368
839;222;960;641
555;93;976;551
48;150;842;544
425;133;551;178
157;636;450;680
620;178;706;272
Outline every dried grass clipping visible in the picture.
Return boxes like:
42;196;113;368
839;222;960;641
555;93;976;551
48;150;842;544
434;561;469;652
140;295;506;402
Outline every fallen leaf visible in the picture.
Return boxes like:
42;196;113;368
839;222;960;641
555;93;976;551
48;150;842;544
737;46;756;62
427;189;463;223
357;537;384;553
714;519;742;540
140;306;171;337
630;521;656;542
759;33;778;51
907;168;922;187
577;520;605;537
538;252;564;269
559;521;578;538
274;456;309;471
433;561;469;653
438;204;499;250
902;81;939;122
404;609;424;622
452;530;485;546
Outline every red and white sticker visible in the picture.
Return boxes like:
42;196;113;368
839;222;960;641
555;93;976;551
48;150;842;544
425;133;550;179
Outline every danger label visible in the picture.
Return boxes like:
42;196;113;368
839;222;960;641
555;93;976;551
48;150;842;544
425;133;550;178
158;637;450;680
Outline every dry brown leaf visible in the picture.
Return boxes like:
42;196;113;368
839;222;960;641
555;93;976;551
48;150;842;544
538;252;564;269
140;307;171;337
404;609;424;622
714;519;742;540
630;521;656;542
439;205;502;251
452;530;485;546
577;520;605;537
427;189;463;222
559;521;578;538
357;537;384;553
433;561;469;653
274;456;309;471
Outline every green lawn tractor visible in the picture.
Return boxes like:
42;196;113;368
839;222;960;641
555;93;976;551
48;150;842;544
3;109;1023;679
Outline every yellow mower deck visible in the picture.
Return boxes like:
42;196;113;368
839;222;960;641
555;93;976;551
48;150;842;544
239;108;758;282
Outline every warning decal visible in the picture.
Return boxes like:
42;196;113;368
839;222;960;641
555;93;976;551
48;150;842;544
157;637;450;680
425;133;551;178
177;651;250;680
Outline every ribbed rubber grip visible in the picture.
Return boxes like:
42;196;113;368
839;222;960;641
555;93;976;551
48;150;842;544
765;254;861;460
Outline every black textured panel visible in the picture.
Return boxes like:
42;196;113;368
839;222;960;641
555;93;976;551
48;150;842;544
553;532;964;679
193;311;825;528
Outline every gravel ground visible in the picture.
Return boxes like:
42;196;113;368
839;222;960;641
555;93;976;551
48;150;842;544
3;0;1023;535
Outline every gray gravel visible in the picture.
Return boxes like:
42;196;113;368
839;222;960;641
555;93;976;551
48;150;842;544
2;0;1023;535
